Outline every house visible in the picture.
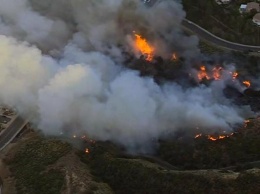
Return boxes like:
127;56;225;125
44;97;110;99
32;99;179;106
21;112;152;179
220;0;232;4
240;4;247;13
246;2;260;13
253;13;260;25
216;0;232;4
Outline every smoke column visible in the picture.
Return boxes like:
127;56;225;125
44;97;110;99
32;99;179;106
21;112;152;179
0;0;252;152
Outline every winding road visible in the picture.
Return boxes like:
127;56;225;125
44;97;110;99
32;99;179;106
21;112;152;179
182;19;260;52
145;0;260;52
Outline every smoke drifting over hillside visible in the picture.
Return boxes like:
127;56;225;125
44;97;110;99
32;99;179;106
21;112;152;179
0;0;253;151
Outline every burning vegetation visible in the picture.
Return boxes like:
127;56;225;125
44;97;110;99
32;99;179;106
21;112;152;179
194;133;234;141
133;32;155;61
197;66;210;81
130;32;253;91
243;81;251;88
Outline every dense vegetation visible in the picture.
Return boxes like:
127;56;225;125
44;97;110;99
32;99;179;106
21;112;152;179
6;138;72;194
159;135;260;170
78;139;260;194
3;118;260;194
159;119;260;170
183;0;260;45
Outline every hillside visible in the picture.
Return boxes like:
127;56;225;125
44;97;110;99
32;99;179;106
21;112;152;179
0;117;259;194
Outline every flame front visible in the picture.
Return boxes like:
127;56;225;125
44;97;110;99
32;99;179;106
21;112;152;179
133;33;154;61
172;53;178;61
195;133;234;141
244;119;250;127
243;80;251;88
232;72;238;80
198;66;210;81
212;67;222;80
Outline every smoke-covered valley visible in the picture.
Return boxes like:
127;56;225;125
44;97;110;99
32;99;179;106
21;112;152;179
0;0;256;152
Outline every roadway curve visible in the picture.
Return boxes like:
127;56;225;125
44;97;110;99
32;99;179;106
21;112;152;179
144;0;260;52
182;19;260;52
0;116;27;151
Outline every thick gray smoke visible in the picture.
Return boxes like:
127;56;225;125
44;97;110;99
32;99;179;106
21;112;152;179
0;0;252;151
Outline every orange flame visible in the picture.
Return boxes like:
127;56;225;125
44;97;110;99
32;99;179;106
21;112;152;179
207;135;228;141
133;33;154;61
243;80;251;88
212;67;222;80
172;53;178;61
85;148;90;154
232;72;238;80
198;66;210;81
207;136;218;141
195;133;234;141
244;119;250;127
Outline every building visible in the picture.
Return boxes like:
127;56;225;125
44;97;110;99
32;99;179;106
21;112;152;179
253;13;260;25
246;2;260;13
220;0;232;4
216;0;232;4
240;4;247;13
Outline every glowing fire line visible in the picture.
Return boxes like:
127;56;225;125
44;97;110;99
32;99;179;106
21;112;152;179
195;133;234;141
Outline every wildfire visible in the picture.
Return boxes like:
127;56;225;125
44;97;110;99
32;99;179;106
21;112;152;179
195;134;202;138
195;133;234;141
196;67;252;88
232;72;238;80
243;80;251;88
171;53;178;61
198;66;210;81
85;148;90;154
244;119;250;127
133;32;154;61
207;135;228;141
212;67;222;80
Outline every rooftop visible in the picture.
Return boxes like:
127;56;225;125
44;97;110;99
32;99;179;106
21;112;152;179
240;4;247;9
253;13;260;21
246;2;260;12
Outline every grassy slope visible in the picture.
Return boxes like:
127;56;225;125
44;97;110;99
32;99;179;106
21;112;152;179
4;118;260;194
5;136;113;194
78;138;260;194
6;138;71;194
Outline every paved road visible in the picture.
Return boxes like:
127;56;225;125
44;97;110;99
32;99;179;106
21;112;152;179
182;19;260;52
143;0;260;52
0;116;27;151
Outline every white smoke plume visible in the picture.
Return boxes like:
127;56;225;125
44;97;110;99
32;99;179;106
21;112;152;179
0;0;252;151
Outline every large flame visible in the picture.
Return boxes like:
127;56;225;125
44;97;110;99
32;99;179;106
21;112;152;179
198;66;210;81
133;33;154;61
